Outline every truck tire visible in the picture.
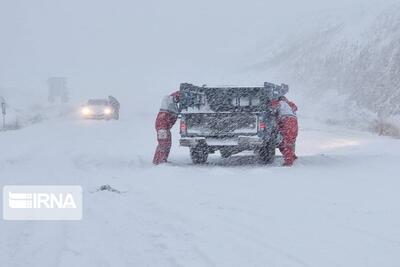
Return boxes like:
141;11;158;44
220;148;232;158
258;143;275;164
190;145;208;164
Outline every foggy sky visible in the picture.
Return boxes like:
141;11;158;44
0;0;390;107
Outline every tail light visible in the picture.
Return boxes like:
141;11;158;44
259;121;266;131
180;120;187;134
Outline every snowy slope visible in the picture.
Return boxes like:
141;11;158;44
249;1;400;128
1;114;400;266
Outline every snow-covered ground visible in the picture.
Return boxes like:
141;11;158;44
1;113;400;267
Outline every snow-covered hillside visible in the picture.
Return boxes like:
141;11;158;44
1;114;400;266
251;1;400;130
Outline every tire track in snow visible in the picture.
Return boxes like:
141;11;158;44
120;192;218;267
210;211;312;267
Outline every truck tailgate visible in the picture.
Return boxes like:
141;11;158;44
184;113;258;136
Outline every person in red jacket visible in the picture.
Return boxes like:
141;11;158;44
153;91;180;165
271;96;298;166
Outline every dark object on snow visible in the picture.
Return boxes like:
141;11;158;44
96;184;122;194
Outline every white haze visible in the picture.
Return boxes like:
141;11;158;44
1;0;389;114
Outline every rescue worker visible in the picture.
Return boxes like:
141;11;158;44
153;91;180;165
271;96;298;166
108;95;120;120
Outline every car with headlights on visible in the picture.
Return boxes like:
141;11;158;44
80;99;118;120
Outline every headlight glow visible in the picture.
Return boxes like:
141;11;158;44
104;108;113;115
81;107;92;115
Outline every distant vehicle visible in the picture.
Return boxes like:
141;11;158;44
179;82;288;164
48;77;69;103
80;99;119;120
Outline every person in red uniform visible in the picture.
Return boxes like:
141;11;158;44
153;91;180;165
271;96;298;166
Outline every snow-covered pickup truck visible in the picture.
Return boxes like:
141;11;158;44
179;82;288;164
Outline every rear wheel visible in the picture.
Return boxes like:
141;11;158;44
190;145;209;164
258;143;276;164
220;148;232;159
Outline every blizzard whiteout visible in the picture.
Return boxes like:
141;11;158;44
3;186;82;220
1;0;400;266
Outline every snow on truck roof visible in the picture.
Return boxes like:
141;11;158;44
179;82;289;113
201;84;265;88
180;82;289;95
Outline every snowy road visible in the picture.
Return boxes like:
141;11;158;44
1;114;400;267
